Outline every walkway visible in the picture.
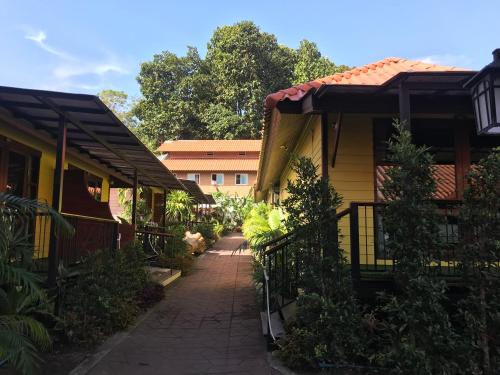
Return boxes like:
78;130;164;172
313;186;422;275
86;233;279;375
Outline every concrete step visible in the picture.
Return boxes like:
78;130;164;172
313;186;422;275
260;311;285;338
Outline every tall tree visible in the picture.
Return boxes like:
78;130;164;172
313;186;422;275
204;21;295;139
293;40;350;84
98;89;137;129
133;21;347;145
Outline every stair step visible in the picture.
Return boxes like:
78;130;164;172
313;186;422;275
281;301;297;321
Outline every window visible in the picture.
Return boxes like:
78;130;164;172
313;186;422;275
211;173;224;185
235;173;248;185
87;173;103;201
187;173;200;184
206;152;214;157
239;151;246;156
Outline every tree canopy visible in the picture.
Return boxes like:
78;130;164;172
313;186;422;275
131;21;348;147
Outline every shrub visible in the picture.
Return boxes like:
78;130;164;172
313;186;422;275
193;221;216;244
62;243;150;346
376;121;459;374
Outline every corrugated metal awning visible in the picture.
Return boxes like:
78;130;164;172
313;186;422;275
0;86;184;191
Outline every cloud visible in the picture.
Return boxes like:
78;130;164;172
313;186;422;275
414;54;475;69
23;28;129;93
25;30;76;61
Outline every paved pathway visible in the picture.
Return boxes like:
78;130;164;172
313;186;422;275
86;233;279;375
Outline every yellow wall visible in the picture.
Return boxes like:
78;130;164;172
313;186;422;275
278;114;322;201
273;113;376;263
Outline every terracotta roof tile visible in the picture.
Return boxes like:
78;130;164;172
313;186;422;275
264;57;468;111
157;139;262;153
162;158;259;172
376;165;457;200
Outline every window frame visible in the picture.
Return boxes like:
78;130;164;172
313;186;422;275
235;173;249;185
187;173;200;184
211;173;224;185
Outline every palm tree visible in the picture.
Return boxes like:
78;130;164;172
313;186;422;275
0;193;71;374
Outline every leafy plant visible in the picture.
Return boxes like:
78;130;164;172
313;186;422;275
242;202;285;256
0;193;71;375
62;243;150;346
376;121;459;374
212;190;254;231
456;147;500;373
193;221;216;244
117;187;152;224
165;190;193;222
278;157;367;368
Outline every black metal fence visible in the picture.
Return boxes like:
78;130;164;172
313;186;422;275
342;201;462;284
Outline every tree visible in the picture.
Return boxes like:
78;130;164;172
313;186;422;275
293;40;350;84
133;47;212;145
457;147;500;374
98;89;137;129
133;22;348;145
204;21;295;138
377;121;459;374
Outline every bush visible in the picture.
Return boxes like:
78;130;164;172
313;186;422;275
193;221;216;244
62;243;150;346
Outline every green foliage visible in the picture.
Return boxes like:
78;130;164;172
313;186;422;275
212;190;254;231
278;157;367;368
293;40;350;84
0;194;72;375
133;21;346;145
376;121;458;374
165;190;194;222
63;244;150;346
242;202;285;255
117;187;152;224
193;221;216;244
456;147;500;373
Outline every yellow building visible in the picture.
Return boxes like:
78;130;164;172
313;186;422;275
256;56;500;280
0;86;184;284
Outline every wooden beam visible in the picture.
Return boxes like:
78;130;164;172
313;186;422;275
331;113;343;168
132;169;138;229
399;82;411;128
47;116;67;287
454;122;471;200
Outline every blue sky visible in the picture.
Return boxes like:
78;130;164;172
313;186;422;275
1;0;499;98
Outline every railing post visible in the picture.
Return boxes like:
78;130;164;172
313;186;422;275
47;116;67;288
349;202;361;287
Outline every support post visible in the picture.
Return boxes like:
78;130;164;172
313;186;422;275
47;116;67;287
131;169;138;229
399;81;411;128
349;202;361;287
454;121;471;200
321;112;329;179
162;188;167;227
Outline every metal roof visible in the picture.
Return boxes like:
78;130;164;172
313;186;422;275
204;194;216;205
0;86;184;191
178;179;207;204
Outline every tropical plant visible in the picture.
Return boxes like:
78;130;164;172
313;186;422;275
117;187;153;224
242;202;285;256
165;190;193;222
0;193;72;374
212;190;253;231
376;121;459;374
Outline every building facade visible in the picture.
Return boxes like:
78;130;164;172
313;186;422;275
158;140;261;197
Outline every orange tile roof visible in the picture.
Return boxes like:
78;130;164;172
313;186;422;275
162;158;259;171
376;165;457;200
265;57;468;110
157;139;262;153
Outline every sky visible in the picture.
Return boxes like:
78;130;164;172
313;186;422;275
1;0;499;98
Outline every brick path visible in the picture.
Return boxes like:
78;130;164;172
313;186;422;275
86;233;279;375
